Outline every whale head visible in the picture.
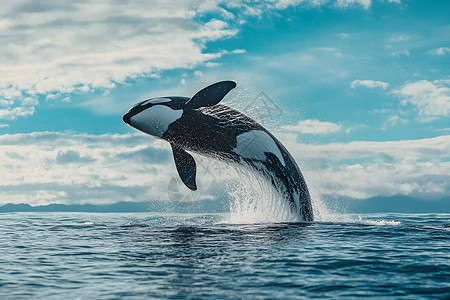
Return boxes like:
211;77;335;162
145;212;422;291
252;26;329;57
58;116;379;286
123;81;237;139
123;97;188;139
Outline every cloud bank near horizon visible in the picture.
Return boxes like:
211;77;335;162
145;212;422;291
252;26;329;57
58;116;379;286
281;134;450;200
0;131;447;206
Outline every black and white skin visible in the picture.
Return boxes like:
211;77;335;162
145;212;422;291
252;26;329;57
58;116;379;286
123;81;314;221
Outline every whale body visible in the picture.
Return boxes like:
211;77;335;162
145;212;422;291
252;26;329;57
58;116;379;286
123;81;313;221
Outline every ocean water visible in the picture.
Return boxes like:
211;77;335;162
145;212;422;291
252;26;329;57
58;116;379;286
0;212;449;299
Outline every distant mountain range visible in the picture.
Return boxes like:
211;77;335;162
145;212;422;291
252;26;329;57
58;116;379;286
0;196;448;213
0;199;228;214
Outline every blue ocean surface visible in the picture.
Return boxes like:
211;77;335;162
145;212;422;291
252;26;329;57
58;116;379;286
0;212;449;299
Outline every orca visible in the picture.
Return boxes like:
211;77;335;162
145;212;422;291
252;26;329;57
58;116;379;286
123;81;313;221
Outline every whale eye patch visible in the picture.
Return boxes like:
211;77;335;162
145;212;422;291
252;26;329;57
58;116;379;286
140;98;171;106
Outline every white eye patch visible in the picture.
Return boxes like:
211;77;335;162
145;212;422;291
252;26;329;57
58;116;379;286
130;105;183;138
140;98;171;106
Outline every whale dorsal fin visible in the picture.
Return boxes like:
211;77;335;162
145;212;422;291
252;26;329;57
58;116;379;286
171;143;197;191
184;81;236;109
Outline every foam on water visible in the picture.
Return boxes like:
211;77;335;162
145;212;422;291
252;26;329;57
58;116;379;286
356;217;402;226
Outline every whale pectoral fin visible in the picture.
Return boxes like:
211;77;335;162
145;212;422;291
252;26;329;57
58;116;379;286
185;80;236;109
171;144;197;191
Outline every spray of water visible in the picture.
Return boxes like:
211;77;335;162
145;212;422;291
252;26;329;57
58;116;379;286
223;162;299;224
192;156;299;224
203;159;400;226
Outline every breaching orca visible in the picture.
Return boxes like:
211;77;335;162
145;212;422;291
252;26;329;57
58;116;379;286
123;81;313;221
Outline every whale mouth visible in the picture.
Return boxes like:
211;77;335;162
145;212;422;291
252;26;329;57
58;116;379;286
123;112;132;125
123;104;148;126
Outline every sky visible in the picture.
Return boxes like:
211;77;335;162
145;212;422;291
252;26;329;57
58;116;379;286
0;0;449;209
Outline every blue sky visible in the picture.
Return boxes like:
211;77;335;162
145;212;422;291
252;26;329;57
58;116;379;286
0;0;448;209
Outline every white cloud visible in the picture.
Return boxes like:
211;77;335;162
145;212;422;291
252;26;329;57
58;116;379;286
383;114;408;128
312;46;344;57
0;132;230;206
336;0;372;9
1;131;447;206
0;0;403;122
393;79;450;119
350;79;389;90
389;34;410;42
0;132;174;205
271;0;391;10
313;47;338;52
426;47;450;56
231;49;247;54
0;2;238;96
0;1;242;119
281;134;450;200
282;119;343;134
391;49;410;57
0;107;34;120
0;1;400;99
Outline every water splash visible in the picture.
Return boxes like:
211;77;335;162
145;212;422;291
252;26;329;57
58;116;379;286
228;181;296;224
192;143;400;226
224;172;401;226
211;161;298;224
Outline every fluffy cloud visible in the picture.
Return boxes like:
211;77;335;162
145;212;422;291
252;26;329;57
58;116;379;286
0;107;34;120
383;114;408;128
1;131;447;206
0;132;229;206
337;0;372;9
394;79;450;119
0;1;245;122
391;49;410;57
282;134;450;200
0;132;174;205
426;47;450;56
0;0;403;122
282;119;343;134
0;1;238;99
389;34;411;42
350;79;389;90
